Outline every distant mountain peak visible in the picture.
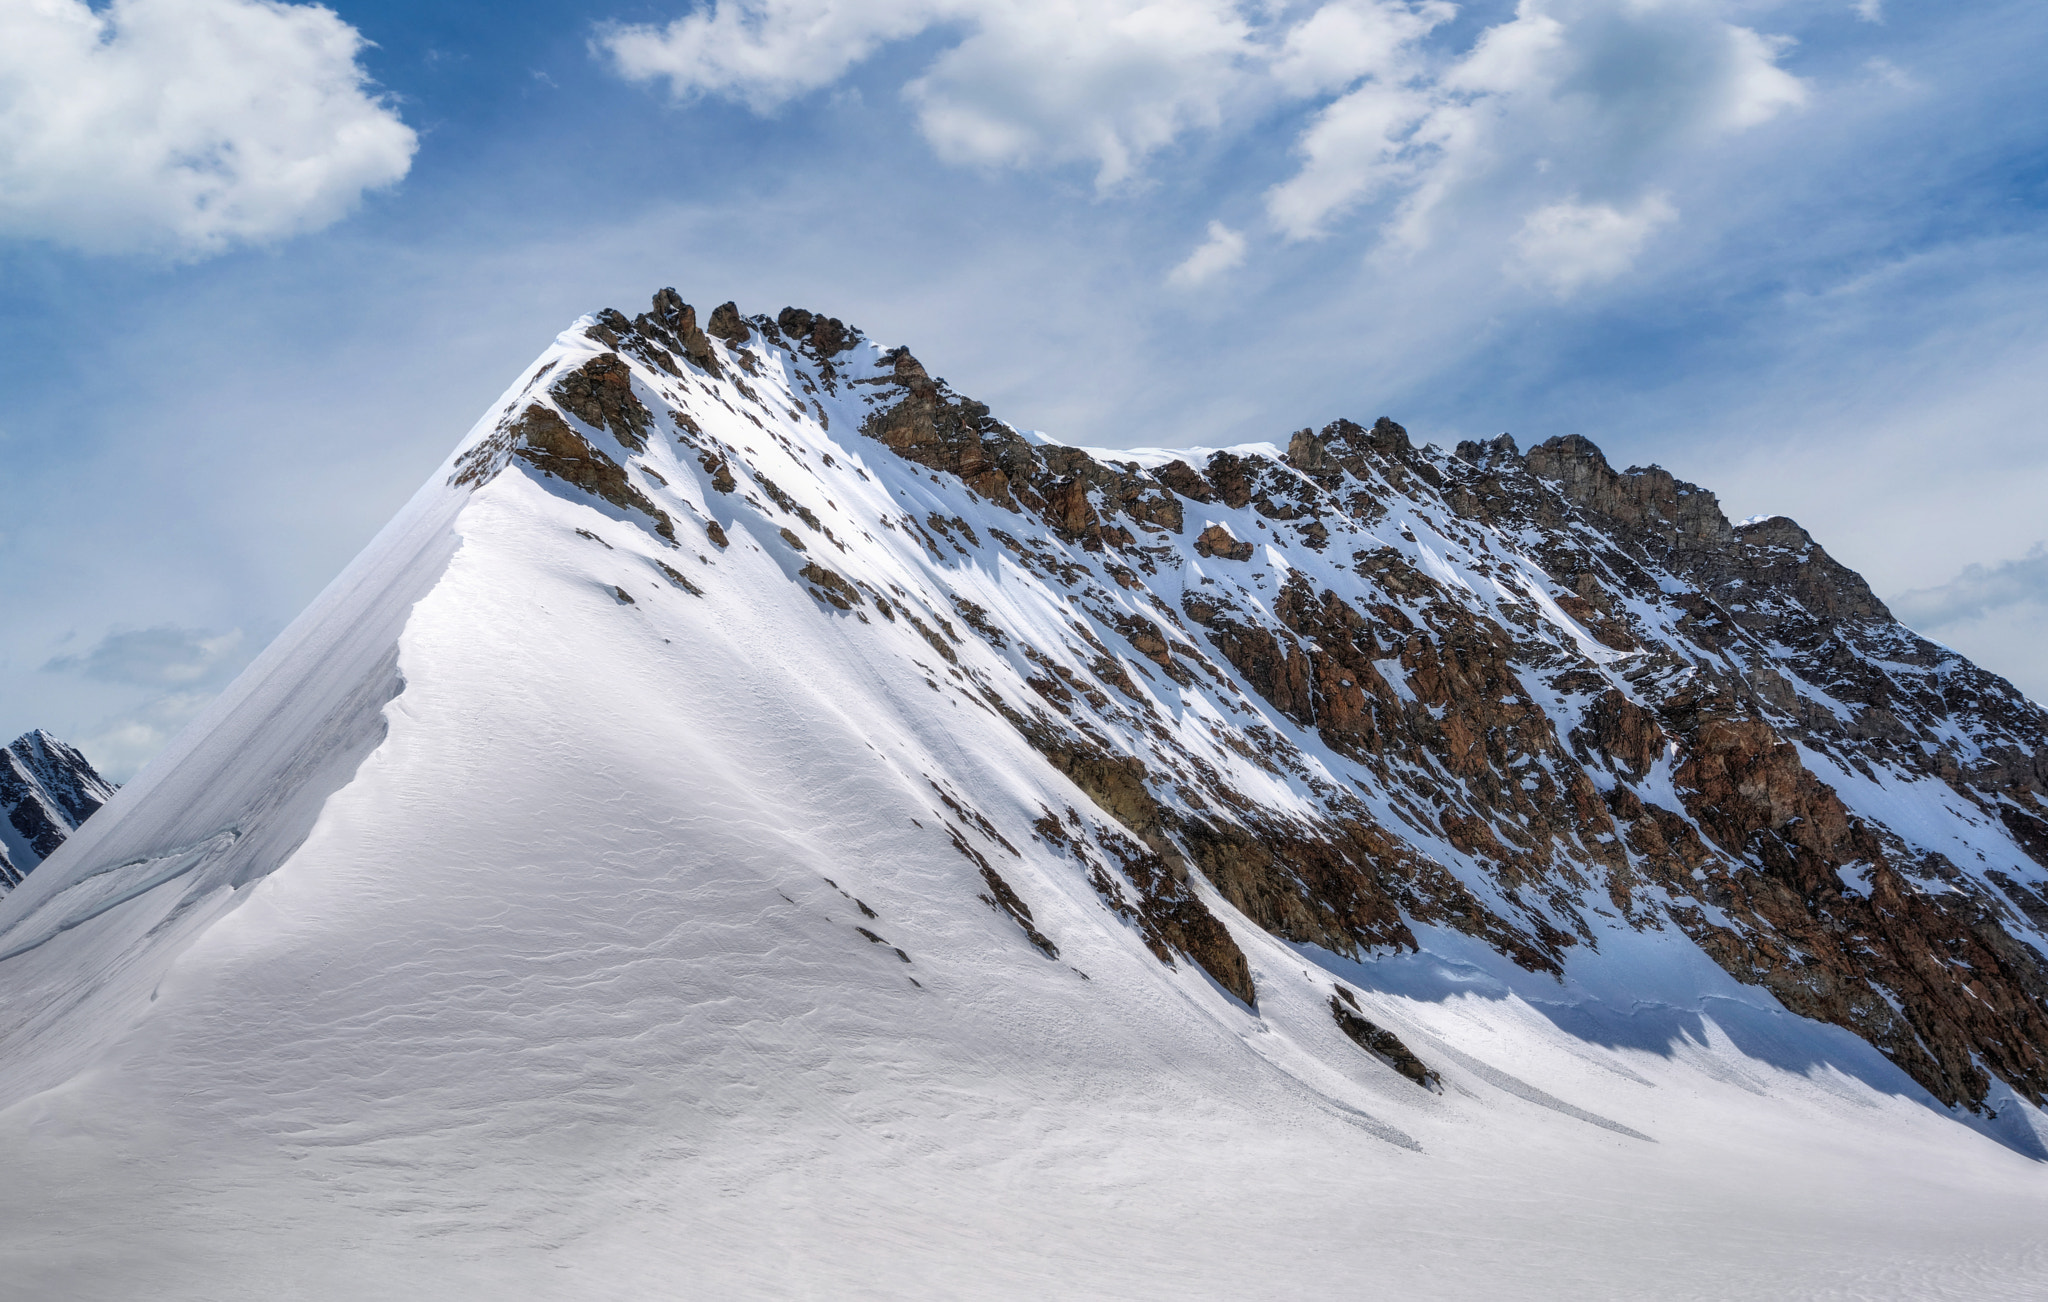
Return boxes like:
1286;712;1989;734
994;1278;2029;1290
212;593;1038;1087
0;729;115;887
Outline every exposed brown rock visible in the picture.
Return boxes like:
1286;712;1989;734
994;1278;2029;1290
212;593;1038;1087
642;289;721;375
1572;689;1666;779
1023;748;1254;1004
1286;428;1329;475
800;562;862;609
944;823;1059;958
655;560;703;596
1204;452;1255;509
503;404;675;542
778;306;855;356
1194;525;1253;561
699;452;738;494
551;353;652;451
755;474;823;531
1650;714;2048;1106
859;348;1020;506
706;301;750;345
1154;459;1215;503
662;294;2048;1115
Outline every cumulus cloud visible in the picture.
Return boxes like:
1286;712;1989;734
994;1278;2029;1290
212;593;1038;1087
1892;544;2048;630
44;626;245;687
1270;0;1805;244
600;0;1804;280
604;0;1265;190
1270;0;1452;98
1510;192;1677;294
0;0;417;258
905;0;1256;188
597;0;949;114
1167;220;1246;286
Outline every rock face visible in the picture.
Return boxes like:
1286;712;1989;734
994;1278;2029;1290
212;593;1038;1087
0;731;115;889
441;291;2048;1115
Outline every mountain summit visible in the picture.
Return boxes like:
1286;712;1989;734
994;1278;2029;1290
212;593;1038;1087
3;293;2046;1298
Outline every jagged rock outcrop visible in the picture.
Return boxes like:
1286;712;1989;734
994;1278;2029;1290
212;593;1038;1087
1330;985;1440;1090
0;731;115;889
447;290;2048;1114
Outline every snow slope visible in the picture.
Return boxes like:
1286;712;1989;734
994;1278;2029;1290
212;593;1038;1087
0;301;2044;1300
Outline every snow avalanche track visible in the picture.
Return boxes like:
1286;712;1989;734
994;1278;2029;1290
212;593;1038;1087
1;305;2045;1300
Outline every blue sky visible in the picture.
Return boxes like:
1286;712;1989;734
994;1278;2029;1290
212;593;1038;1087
1;0;2044;778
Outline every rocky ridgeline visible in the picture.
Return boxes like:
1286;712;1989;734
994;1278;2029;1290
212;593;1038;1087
458;291;2048;1112
0;731;115;889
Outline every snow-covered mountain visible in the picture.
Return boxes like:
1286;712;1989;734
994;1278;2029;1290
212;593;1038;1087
0;729;113;887
3;292;2046;1299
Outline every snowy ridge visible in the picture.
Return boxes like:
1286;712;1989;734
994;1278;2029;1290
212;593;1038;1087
1;294;2046;1298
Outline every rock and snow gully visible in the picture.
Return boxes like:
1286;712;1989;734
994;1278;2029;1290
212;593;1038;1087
2;292;2047;1299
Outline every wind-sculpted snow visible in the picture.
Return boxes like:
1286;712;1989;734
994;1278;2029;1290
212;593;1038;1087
0;293;2045;1298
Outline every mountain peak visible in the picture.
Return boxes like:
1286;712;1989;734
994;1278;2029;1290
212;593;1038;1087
2;288;2046;1292
0;729;114;887
424;288;2048;1111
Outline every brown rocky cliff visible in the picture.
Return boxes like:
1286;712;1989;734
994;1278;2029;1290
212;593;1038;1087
498;290;2048;1117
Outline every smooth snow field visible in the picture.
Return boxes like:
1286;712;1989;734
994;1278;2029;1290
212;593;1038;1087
2;324;2044;1301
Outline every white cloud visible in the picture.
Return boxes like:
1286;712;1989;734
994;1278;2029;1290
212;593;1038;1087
598;0;950;114
0;0;416;259
1265;79;1438;240
1270;0;1806;245
1270;0;1451;97
905;0;1256;189
1167;220;1246;286
605;0;1268;191
1510;192;1677;294
1865;56;1916;90
599;0;1805;282
1853;0;1883;24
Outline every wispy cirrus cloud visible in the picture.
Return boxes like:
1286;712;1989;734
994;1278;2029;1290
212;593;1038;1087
44;626;245;688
